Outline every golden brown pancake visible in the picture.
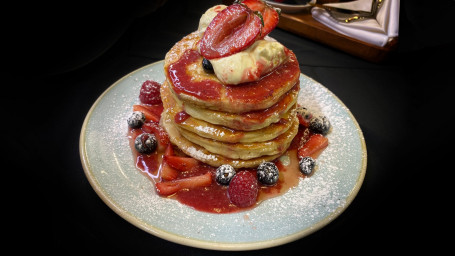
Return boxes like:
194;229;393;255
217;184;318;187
161;81;296;142
179;83;299;131
176;111;295;143
160;111;286;168
176;116;299;160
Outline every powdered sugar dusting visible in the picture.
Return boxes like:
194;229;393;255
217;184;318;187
81;62;366;247
227;74;365;238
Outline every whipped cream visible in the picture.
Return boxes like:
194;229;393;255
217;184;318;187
198;5;287;85
210;39;286;85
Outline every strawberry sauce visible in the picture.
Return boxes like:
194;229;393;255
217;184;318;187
128;103;321;214
168;50;222;101
174;111;190;124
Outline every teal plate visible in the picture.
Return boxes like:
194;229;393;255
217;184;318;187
80;60;367;251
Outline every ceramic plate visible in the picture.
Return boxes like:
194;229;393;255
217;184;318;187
80;60;366;251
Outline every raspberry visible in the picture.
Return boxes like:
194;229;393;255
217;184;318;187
139;80;162;105
228;171;258;208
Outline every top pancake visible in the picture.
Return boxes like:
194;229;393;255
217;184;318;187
164;31;301;114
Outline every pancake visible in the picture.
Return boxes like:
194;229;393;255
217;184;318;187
176;111;295;143
160;111;285;168
180;83;299;131
176;115;299;160
164;31;300;113
161;81;296;143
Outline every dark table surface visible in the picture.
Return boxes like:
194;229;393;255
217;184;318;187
10;0;454;254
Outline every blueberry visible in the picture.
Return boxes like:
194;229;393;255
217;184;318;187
257;162;279;185
202;58;214;73
299;156;315;176
309;115;331;135
216;164;236;185
127;111;146;128
134;133;157;154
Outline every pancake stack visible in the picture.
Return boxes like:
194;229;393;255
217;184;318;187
161;31;301;168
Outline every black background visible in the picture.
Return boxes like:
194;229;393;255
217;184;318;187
8;0;453;254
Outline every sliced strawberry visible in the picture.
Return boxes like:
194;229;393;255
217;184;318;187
297;115;309;127
297;134;329;159
142;121;170;150
163;155;199;172
159;144;178;180
242;0;279;38
143;104;164;117
133;104;162;122
155;172;212;196
227;171;258;208
200;4;262;59
164;143;174;156
259;4;279;37
160;161;179;181
139;80;162;105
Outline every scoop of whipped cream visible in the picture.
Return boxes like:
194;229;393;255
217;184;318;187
198;5;287;85
210;39;286;85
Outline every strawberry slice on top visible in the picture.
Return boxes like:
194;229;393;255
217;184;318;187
200;3;262;59
241;0;280;39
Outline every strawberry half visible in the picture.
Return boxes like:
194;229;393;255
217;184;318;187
227;171;258;208
200;3;262;59
160;162;179;181
160;144;178;180
241;0;279;39
297;134;329;159
155;172;212;196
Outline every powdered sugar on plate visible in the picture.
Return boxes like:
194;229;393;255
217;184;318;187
80;61;366;250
